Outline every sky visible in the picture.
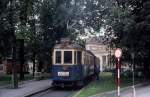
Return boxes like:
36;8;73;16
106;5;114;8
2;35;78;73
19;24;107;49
78;27;105;39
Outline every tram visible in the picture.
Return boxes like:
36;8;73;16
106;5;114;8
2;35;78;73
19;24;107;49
52;38;100;87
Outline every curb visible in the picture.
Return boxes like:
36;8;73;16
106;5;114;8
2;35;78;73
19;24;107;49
0;79;35;89
25;86;52;97
24;80;53;97
89;81;150;97
0;79;52;97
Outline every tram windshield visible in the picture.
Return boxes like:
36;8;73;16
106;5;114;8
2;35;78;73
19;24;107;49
55;51;61;64
64;51;72;64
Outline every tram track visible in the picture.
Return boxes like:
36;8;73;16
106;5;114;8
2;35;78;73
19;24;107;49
27;75;96;97
28;86;79;97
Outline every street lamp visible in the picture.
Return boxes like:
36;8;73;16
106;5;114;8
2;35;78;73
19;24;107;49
131;52;136;97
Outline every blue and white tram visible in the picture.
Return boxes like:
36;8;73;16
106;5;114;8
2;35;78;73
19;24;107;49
52;40;100;87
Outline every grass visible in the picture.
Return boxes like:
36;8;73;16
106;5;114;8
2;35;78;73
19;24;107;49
24;74;33;80
0;74;12;86
76;72;144;97
0;74;33;86
77;72;115;97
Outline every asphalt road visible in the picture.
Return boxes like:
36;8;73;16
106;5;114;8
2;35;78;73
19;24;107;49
29;87;79;97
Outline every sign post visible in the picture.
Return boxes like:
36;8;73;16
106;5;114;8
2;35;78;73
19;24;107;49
115;48;122;97
131;52;136;97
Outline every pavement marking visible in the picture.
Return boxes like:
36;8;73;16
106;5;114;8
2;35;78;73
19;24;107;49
72;87;85;97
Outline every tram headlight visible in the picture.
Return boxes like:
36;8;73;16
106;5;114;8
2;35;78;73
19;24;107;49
63;65;69;71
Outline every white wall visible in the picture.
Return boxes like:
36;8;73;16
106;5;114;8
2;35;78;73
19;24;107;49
86;44;111;72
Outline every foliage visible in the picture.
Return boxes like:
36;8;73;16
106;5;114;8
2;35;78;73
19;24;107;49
104;0;150;78
76;72;143;97
0;0;17;58
1;0;150;77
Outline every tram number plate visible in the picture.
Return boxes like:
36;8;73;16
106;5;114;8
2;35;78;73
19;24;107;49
58;72;69;76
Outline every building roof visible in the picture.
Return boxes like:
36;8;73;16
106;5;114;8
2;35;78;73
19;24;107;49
86;36;107;45
54;43;85;50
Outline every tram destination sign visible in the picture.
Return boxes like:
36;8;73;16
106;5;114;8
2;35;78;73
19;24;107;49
115;48;122;58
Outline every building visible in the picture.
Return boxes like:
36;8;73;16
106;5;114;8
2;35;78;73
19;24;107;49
0;58;29;75
0;63;5;75
86;36;114;71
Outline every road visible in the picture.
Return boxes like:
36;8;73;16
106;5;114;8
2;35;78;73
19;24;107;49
29;87;79;97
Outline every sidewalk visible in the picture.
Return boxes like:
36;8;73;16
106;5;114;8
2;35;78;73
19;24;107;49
0;79;52;97
89;81;150;97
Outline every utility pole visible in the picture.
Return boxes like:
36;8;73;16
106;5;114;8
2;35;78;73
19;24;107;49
9;0;18;88
18;39;25;80
12;39;18;88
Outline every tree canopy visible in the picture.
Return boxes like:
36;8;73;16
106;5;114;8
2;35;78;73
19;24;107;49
0;0;150;78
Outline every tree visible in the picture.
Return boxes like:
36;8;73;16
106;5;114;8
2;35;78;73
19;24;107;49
104;0;150;78
0;0;16;58
16;0;43;76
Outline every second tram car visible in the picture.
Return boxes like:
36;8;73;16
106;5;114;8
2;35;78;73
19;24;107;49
52;39;100;87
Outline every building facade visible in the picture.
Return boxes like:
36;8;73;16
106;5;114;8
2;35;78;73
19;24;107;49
86;37;114;71
0;63;5;75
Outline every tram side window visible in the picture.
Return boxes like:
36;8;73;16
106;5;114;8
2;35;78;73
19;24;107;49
55;51;61;64
64;51;72;64
74;51;77;64
77;51;82;64
84;54;87;64
84;54;89;65
90;56;92;65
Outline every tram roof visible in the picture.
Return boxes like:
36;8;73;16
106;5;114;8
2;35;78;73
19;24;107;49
54;43;85;50
86;50;95;56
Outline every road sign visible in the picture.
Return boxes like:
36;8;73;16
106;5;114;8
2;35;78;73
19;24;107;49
115;48;122;58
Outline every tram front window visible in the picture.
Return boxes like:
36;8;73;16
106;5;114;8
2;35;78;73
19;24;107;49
55;51;61;64
64;51;72;64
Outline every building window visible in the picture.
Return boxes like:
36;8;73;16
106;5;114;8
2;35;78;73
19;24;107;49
86;45;90;50
0;66;3;70
0;63;3;71
102;56;106;65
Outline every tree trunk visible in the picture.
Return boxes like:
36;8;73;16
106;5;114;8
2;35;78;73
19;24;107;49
12;39;18;88
143;60;150;79
9;0;18;88
19;39;24;80
32;52;36;77
38;60;43;72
